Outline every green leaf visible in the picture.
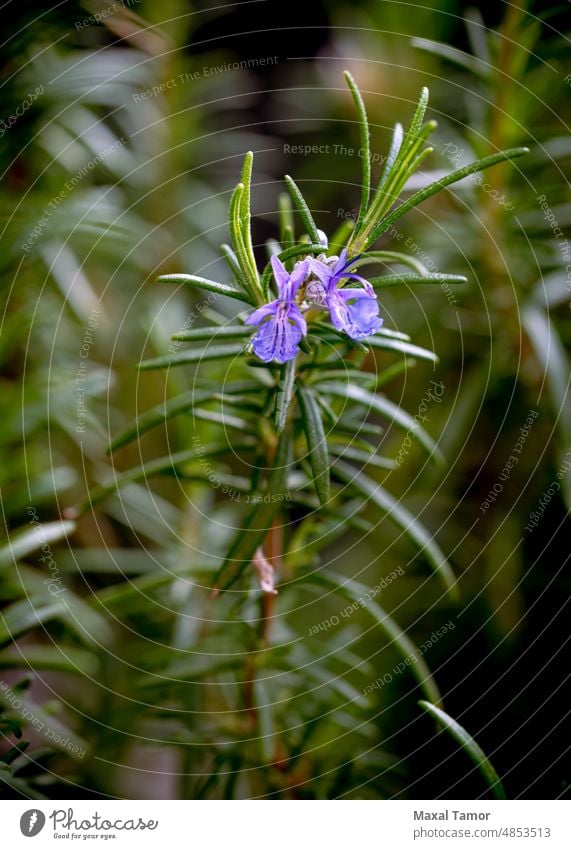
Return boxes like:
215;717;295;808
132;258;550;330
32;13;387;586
0;742;29;765
403;86;430;154
265;238;282;261
240;152;255;249
366;336;438;363
0;647;98;676
139;342;246;371
278;192;294;245
0;521;75;566
298;386;330;505
284;175;321;244
213;433;292;592
377;122;403;192
344;71;370;231
108;389;214;452
0;563;112;646
307;368;376;388
192;409;253;433
84;443;253;511
229;180;260;302
255;679;276;763
412;37;489;78
352;89;437;254
333;460;457;598
8;693;89;761
418;700;506;799
219;243;243;282
369;272;467;288
0;600;64;647
463;8;490;65
170;325;251;342
309;321;369;353
238;152;261;297
356;250;431;275
328;217;355;251
324;383;442;461
523;305;571;446
157;273;253;304
275;358;297;434
369;146;529;243
308;571;442;706
373;359;413;390
93;570;194;610
328;443;396;470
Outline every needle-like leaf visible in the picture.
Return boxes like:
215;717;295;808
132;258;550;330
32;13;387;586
333;460;457;597
419;700;506;799
344;71;371;232
298;386;331;505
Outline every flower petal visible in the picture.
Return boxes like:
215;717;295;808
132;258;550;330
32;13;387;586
251;306;303;363
345;296;383;338
288;258;310;296
337;287;376;301
270;255;290;297
339;272;375;295
309;258;333;286
245;300;279;325
326;291;382;339
288;303;307;335
336;248;349;270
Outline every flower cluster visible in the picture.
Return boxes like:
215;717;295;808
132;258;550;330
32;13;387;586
246;248;383;363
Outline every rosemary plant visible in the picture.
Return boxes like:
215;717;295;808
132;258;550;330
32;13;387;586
96;73;526;797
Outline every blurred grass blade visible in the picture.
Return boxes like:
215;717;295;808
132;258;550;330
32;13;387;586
412;37;489;77
325;383;442;461
0;600;64;646
82;443;252;512
298;386;330;505
0;646;98;676
328;443;396;470
419;700;506;799
523;305;571;445
213;433;292;593
333;460;457;597
0;521;75;566
309;570;442;706
108;389;214;451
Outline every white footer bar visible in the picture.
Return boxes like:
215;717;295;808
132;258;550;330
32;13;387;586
3;799;569;848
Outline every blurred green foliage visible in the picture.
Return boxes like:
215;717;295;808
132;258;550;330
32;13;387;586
0;0;569;799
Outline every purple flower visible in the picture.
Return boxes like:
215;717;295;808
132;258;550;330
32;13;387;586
245;256;309;363
309;248;383;340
